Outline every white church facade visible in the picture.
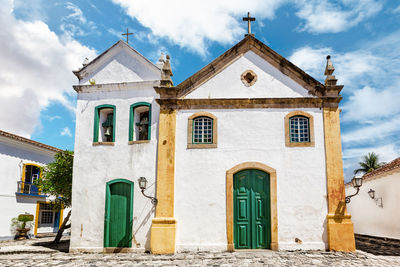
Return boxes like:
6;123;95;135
70;35;355;253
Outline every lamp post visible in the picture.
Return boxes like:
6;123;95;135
138;177;158;205
345;175;363;203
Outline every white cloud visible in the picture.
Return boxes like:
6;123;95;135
112;0;285;56
61;2;97;37
392;4;400;14
289;31;400;180
60;127;72;137
0;1;96;137
295;0;383;33
342;143;399;181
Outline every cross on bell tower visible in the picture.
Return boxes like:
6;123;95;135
243;12;256;36
122;28;133;44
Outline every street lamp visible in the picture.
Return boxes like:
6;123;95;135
345;175;363;203
138;177;158;205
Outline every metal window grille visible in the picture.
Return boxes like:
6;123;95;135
289;116;310;143
39;203;54;224
193;117;213;144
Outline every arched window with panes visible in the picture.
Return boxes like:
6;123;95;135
187;112;217;149
285;111;314;147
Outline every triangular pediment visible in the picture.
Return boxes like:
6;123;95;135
177;35;325;99
73;40;161;85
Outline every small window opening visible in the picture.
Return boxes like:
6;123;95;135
99;108;114;142
134;106;150;141
244;72;255;83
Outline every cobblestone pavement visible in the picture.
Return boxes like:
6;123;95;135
1;237;400;266
1;250;400;266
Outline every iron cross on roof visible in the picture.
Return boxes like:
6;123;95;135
243;12;256;36
122;28;133;43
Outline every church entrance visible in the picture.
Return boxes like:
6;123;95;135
104;179;133;248
233;169;271;249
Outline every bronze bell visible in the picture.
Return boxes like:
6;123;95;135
104;126;112;136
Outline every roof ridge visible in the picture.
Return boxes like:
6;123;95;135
363;157;400;179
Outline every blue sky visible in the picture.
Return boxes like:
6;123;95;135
1;0;400;181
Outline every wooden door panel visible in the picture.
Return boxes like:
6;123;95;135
234;169;271;249
105;181;133;248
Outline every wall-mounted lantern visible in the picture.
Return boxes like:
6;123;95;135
368;189;383;208
345;175;363;203
138;177;158;205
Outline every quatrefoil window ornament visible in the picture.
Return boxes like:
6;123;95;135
241;70;257;87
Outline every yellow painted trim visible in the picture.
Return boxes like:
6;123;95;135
284;111;315;147
34;201;40;236
59;207;64;228
150;108;177;254
323;107;355;252
226;162;278;251
187;111;218;149
21;163;42;193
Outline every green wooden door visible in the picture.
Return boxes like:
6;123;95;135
104;179;133;248
234;169;270;249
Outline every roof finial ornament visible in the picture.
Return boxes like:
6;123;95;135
122;28;133;44
161;54;173;87
324;55;335;76
242;12;256;37
324;55;343;96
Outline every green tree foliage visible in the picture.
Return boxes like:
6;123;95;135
38;150;73;243
354;152;385;175
39;150;73;209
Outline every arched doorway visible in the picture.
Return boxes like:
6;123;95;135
104;179;133;248
226;162;278;251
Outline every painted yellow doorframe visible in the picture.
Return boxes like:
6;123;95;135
150;108;177;254
323;107;355;251
226;162;278;251
34;201;64;236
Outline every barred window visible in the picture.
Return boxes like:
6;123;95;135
39;203;55;224
193;117;213;144
289;116;310;143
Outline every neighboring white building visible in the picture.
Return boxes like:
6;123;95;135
70;36;355;253
0;130;67;239
345;158;400;240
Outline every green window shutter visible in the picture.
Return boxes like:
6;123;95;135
93;104;116;142
129;102;151;141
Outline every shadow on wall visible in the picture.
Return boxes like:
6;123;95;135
322;217;328;250
133;205;155;251
0;143;53;164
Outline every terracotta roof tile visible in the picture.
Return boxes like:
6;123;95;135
363;157;400;180
0;129;62;153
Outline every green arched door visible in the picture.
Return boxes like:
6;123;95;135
234;169;271;249
104;179;133;248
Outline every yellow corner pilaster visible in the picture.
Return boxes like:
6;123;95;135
150;108;177;254
323;107;355;252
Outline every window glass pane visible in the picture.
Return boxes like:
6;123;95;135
193;117;213;144
289;116;310;143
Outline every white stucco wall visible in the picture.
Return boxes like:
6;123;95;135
70;85;160;251
0;140;64;239
185;51;311;99
346;172;400;239
174;108;328;251
79;44;161;86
